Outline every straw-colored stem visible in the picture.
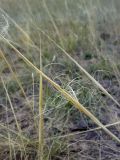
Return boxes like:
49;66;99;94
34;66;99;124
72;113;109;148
38;37;44;160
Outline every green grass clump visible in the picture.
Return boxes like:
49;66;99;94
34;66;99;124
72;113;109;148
88;58;115;78
7;80;19;93
0;0;120;159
